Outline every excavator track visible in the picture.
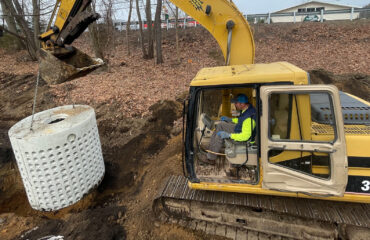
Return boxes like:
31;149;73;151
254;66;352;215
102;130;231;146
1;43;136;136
153;175;370;240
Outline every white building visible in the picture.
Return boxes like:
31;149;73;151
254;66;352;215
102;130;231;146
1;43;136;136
271;1;360;23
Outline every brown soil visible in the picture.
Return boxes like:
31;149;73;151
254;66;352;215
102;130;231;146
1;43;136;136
309;69;370;101
253;20;370;74
0;70;199;240
0;20;369;240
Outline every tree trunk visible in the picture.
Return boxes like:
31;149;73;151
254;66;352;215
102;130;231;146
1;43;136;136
126;0;133;55
32;0;40;47
135;0;147;58
0;0;24;49
175;7;179;63
3;0;38;60
103;0;114;72
87;4;104;59
145;0;154;58
154;0;163;64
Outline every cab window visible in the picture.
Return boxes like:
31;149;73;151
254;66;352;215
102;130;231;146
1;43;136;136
268;92;337;179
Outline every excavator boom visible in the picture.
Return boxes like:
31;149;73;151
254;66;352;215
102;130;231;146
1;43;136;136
170;0;255;65
39;0;254;84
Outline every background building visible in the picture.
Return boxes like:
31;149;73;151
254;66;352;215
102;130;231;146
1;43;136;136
271;1;360;23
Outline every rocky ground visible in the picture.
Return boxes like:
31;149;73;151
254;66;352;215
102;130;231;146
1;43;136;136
0;20;369;240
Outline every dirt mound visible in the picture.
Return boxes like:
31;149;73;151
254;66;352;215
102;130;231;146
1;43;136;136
18;206;126;240
253;20;370;74
0;72;57;217
309;69;370;101
99;99;181;191
0;70;184;239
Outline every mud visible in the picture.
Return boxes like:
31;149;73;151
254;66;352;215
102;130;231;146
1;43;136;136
19;206;126;240
98;99;181;191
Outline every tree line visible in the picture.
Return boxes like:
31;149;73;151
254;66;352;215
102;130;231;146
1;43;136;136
0;0;181;65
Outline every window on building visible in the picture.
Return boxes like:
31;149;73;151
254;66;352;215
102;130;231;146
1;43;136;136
307;8;315;12
316;7;325;12
298;8;306;13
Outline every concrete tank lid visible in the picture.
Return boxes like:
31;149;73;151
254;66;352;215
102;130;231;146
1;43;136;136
9;105;94;139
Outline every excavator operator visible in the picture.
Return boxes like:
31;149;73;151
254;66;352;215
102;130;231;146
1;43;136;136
200;94;257;164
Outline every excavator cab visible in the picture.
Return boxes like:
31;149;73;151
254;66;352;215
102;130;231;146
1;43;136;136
184;63;349;198
193;87;259;183
38;0;103;84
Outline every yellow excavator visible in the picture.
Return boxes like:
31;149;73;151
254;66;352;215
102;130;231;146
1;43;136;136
40;0;370;238
150;1;370;239
38;0;103;84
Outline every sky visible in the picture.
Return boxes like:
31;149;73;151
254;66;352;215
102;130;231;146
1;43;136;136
109;0;370;21
233;0;369;14
0;0;369;22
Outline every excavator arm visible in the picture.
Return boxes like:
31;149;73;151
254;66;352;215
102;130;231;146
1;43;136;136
39;0;254;84
40;0;99;49
39;0;103;84
170;0;255;65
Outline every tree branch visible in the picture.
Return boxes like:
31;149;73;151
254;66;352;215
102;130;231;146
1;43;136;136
0;9;53;17
0;25;26;40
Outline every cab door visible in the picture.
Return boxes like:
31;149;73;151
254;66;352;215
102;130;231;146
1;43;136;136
260;85;348;196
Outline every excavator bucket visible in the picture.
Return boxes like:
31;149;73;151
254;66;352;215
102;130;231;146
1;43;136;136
39;48;103;85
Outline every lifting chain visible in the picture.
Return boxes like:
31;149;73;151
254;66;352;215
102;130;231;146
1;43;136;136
30;69;41;131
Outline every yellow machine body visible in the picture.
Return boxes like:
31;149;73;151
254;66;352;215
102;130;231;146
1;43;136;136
170;0;255;65
185;62;370;203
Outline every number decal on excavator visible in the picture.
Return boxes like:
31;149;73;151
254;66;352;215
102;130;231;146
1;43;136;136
189;0;204;11
362;180;370;191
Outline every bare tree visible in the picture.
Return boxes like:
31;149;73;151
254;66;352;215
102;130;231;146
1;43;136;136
0;0;24;49
87;3;104;59
154;0;163;64
102;0;115;58
32;0;40;47
145;0;154;58
2;0;38;60
135;0;147;58
175;7;179;63
126;0;133;55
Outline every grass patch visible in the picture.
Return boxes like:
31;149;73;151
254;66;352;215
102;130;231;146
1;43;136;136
0;33;23;50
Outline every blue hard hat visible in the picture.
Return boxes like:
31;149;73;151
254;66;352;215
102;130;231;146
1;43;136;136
231;94;249;104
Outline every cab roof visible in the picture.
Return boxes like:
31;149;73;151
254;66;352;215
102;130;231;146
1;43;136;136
190;62;308;87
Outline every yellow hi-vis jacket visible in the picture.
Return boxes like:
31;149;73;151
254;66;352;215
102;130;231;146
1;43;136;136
230;109;256;142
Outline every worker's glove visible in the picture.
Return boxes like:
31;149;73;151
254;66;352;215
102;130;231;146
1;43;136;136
220;116;232;122
217;131;231;139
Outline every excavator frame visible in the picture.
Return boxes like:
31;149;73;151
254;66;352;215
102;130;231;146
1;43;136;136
153;0;370;239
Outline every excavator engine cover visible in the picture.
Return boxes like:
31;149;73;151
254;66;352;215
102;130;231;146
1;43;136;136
39;47;103;84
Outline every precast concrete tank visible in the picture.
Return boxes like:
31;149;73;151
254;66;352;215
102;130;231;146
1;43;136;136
8;105;105;211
